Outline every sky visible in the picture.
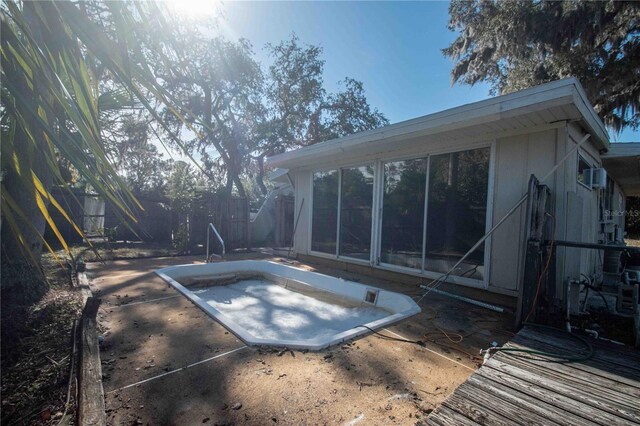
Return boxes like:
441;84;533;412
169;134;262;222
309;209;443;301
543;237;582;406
219;1;494;125
172;0;638;151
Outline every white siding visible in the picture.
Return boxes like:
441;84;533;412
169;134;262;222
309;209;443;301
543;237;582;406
566;123;603;279
293;170;312;255
489;129;559;295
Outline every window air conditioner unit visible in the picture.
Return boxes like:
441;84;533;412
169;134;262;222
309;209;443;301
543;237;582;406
583;168;607;189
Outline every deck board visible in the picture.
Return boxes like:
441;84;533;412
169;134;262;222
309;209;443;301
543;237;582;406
492;351;640;409
427;406;480;426
517;328;640;373
427;326;640;426
465;374;592;426
510;335;640;388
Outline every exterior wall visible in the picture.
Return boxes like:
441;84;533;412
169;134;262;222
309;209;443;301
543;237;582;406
288;122;621;297
554;123;630;298
571;123;601;279
293;170;313;255
489;128;561;295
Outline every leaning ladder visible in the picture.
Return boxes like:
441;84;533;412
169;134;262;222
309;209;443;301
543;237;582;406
206;222;225;263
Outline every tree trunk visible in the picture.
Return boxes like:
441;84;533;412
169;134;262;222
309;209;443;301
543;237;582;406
255;154;269;196
202;89;246;198
1;2;56;305
230;166;246;198
224;171;234;194
1;127;52;264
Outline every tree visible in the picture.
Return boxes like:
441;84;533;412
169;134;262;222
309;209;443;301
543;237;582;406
444;0;640;131
166;161;201;252
252;36;389;193
167;161;198;214
1;1;197;303
158;28;264;198
111;116;170;196
158;32;388;198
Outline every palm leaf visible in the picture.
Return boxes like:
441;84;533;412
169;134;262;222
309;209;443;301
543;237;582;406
1;0;219;268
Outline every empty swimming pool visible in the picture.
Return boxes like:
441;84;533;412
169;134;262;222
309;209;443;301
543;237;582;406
155;260;421;350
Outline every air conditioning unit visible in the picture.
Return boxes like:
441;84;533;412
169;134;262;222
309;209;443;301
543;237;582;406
583;168;607;189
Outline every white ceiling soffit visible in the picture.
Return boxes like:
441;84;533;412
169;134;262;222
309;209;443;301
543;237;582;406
602;143;640;196
266;77;610;169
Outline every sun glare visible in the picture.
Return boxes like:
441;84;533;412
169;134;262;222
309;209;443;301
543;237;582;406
167;0;222;19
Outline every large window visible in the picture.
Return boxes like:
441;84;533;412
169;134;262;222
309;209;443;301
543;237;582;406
380;159;427;268
310;146;491;284
340;166;374;260
425;148;490;280
311;170;339;254
379;147;490;280
311;166;374;259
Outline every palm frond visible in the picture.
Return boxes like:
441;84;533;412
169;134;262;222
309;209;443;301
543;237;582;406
0;0;204;265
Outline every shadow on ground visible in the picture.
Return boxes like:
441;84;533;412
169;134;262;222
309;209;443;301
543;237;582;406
88;255;513;425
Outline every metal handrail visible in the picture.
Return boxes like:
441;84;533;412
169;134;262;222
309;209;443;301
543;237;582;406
206;222;225;262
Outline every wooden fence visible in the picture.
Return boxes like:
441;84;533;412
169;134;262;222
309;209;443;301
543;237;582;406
44;189;250;251
103;195;172;243
43;188;90;245
274;195;295;247
189;194;250;253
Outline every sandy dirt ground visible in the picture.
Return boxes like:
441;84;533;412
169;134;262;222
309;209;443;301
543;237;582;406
88;254;514;426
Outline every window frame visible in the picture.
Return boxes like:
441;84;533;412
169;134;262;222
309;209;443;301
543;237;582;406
338;165;375;261
310;168;340;256
577;153;593;190
307;141;495;290
308;164;376;264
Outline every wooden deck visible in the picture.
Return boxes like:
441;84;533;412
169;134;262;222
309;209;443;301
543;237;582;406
427;326;640;426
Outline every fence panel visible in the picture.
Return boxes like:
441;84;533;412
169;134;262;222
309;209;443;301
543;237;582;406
274;195;295;247
104;196;172;243
45;189;249;251
189;194;250;254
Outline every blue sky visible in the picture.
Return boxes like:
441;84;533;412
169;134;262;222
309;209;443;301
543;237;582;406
213;1;638;143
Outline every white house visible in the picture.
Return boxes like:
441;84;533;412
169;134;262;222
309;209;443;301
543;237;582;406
266;78;640;307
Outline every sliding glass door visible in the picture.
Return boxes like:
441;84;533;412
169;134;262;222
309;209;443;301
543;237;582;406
339;166;374;260
379;147;490;280
380;159;427;269
311;165;374;261
425;148;490;280
311;170;339;254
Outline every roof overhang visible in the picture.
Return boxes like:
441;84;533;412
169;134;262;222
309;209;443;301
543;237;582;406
267;78;610;170
267;168;291;185
602;143;640;196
